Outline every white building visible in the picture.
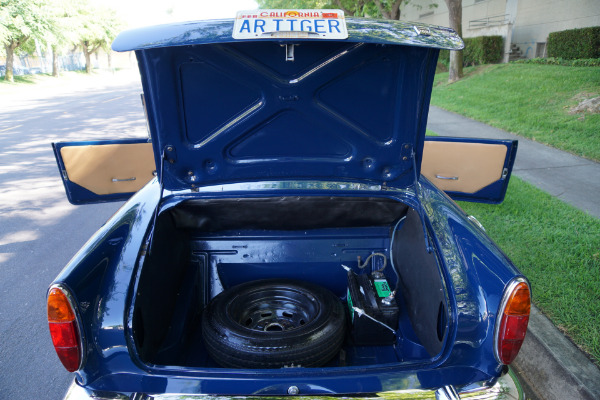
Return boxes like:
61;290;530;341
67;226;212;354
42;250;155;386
400;0;600;61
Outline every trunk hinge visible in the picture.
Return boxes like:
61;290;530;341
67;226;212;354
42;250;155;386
407;144;433;254
143;146;168;256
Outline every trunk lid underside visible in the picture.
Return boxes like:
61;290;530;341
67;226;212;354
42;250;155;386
112;18;463;191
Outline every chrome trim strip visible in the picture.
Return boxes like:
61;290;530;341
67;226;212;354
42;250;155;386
63;381;129;400
289;43;363;84
192;101;263;149
112;177;137;182
435;175;458;180
467;215;486;232
435;385;460;400
181;180;387;193
493;277;530;364
49;283;86;372
62;370;524;400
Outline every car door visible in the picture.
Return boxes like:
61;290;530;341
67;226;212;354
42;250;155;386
53;137;516;205
421;137;518;204
52;138;156;205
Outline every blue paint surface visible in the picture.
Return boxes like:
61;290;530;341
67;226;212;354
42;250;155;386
112;18;464;52
51;181;524;395
136;41;438;191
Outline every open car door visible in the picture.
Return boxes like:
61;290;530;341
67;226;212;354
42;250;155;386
52;139;156;205
421;136;518;204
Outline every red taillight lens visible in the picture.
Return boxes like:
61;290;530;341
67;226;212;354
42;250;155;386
47;287;82;372
495;280;531;364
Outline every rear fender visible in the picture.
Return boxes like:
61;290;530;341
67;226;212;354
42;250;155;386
419;178;522;375
50;179;161;383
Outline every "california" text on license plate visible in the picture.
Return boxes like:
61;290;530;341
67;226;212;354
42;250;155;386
233;9;348;40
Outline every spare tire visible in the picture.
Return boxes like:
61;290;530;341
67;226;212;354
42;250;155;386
202;279;346;368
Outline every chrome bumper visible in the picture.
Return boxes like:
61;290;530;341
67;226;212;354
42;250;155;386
64;369;523;400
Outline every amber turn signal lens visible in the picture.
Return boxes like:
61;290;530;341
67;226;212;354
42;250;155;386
48;288;76;322
504;282;531;316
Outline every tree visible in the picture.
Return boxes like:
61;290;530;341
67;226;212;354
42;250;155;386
443;0;462;82
46;0;86;77
77;5;122;74
256;0;423;20
0;0;54;82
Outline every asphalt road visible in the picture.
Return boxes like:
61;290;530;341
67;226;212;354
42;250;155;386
0;71;146;399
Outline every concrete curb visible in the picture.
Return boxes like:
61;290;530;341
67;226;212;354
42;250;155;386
513;306;600;400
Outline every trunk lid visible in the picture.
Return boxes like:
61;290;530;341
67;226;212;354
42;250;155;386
112;17;463;191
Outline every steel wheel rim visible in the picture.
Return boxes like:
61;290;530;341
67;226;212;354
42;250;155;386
228;287;319;332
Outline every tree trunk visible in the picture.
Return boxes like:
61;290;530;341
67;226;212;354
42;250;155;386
444;0;463;82
84;51;92;73
389;0;403;20
52;45;60;77
107;50;112;70
4;42;17;82
82;41;92;73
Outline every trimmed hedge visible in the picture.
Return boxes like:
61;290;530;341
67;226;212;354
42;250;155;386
464;36;504;65
438;35;504;68
547;27;600;59
438;49;450;69
513;57;600;67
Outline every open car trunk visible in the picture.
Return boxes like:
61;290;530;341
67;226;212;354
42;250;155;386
132;196;450;370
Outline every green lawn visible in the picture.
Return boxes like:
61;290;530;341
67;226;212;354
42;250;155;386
457;177;600;363
0;73;50;85
432;64;600;161
0;69;99;87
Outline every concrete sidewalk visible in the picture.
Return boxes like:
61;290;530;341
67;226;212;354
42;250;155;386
427;106;600;219
426;106;600;400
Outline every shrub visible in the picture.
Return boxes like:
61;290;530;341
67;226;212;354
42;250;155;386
438;49;450;68
547;27;600;59
463;36;504;65
513;57;600;67
437;36;503;67
570;58;600;67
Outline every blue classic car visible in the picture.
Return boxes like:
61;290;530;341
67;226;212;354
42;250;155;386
48;10;530;400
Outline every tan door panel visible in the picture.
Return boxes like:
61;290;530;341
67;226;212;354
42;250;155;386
60;143;155;195
422;141;507;193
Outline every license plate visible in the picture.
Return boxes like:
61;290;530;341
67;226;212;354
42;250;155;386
233;9;348;40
